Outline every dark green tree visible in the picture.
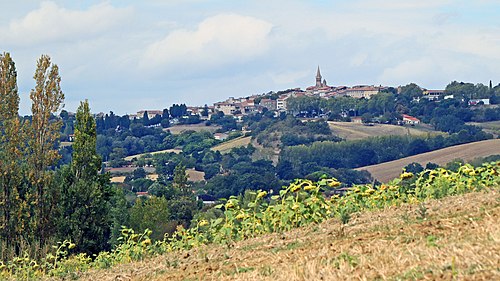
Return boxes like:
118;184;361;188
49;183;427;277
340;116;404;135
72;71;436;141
56;100;112;254
173;163;189;194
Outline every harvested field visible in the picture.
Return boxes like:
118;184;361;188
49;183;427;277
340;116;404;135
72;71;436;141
79;189;500;281
356;139;500;183
124;149;182;161
105;166;155;174
164;124;221;135
211;136;252;154
328;121;439;140
187;169;205;182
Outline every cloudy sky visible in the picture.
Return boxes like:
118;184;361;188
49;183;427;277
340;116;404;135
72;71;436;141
1;0;499;115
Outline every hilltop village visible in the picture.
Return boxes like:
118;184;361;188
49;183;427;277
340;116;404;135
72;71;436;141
120;67;428;124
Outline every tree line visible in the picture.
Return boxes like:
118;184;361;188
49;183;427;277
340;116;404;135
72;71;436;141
0;52;111;258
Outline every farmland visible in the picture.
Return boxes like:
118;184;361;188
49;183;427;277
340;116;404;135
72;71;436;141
123;149;182;161
328;121;440;141
211;136;252;154
356;139;500;183
79;189;500;281
164;124;221;135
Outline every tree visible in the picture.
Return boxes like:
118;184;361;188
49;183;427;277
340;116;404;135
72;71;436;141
56;100;112;254
142;111;150;125
162;108;170;119
26;54;65;242
0;52;24;241
173;163;189;194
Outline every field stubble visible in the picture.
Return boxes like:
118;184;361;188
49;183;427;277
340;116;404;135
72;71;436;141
79;190;499;281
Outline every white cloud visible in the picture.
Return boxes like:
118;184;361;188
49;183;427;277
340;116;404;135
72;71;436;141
0;1;132;45
141;13;273;70
270;70;309;85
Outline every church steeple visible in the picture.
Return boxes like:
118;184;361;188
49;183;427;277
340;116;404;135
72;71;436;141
316;66;322;87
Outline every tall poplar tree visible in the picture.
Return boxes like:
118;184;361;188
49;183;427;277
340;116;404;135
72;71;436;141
56;100;112;254
0;52;24;241
26;54;64;242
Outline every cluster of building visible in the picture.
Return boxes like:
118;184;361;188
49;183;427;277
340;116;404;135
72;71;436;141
130;66;491;124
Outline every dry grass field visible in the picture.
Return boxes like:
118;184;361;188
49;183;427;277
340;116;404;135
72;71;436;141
164;124;221;135
211;136;252;154
328;121;440;141
187;169;205;182
124;149;183;161
79;189;500;281
356;139;500;183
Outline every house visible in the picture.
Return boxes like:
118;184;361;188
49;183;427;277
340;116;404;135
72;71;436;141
422;90;444;101
469;99;490;106
259;98;277;111
136;191;150;197
197;194;216;205
137;110;163;119
214;101;240;116
402;114;420;125
277;95;290;111
337;85;384;99
214;133;229;141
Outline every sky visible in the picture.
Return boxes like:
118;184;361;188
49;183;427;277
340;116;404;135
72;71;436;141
1;0;499;115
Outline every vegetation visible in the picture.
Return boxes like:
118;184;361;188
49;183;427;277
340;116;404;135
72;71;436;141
0;161;497;279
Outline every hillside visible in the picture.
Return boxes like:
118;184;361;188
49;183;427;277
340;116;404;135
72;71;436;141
210;136;252;154
328;121;440;141
467;121;500;138
79;190;499;280
164;124;221;135
356;139;500;183
123;149;182;161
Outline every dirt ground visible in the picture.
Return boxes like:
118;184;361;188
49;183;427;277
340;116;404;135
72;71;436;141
77;189;499;281
356;139;500;183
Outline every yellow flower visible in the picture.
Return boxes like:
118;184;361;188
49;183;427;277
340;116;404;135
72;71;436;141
290;184;301;192
400;172;414;180
198;220;209;227
304;184;317;191
236;213;246;220
257;191;267;199
141;238;151;246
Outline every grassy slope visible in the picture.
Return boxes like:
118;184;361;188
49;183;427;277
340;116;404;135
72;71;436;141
123;149;183;161
78;189;499;281
328;121;440;141
210;136;252;154
356;139;500;183
164;124;221;135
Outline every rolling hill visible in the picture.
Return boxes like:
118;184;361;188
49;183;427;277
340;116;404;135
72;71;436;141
355;139;500;183
328;121;440;141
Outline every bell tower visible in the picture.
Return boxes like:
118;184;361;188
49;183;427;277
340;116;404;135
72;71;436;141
316;66;323;87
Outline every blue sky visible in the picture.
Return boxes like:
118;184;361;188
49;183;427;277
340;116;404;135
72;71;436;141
1;0;499;115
